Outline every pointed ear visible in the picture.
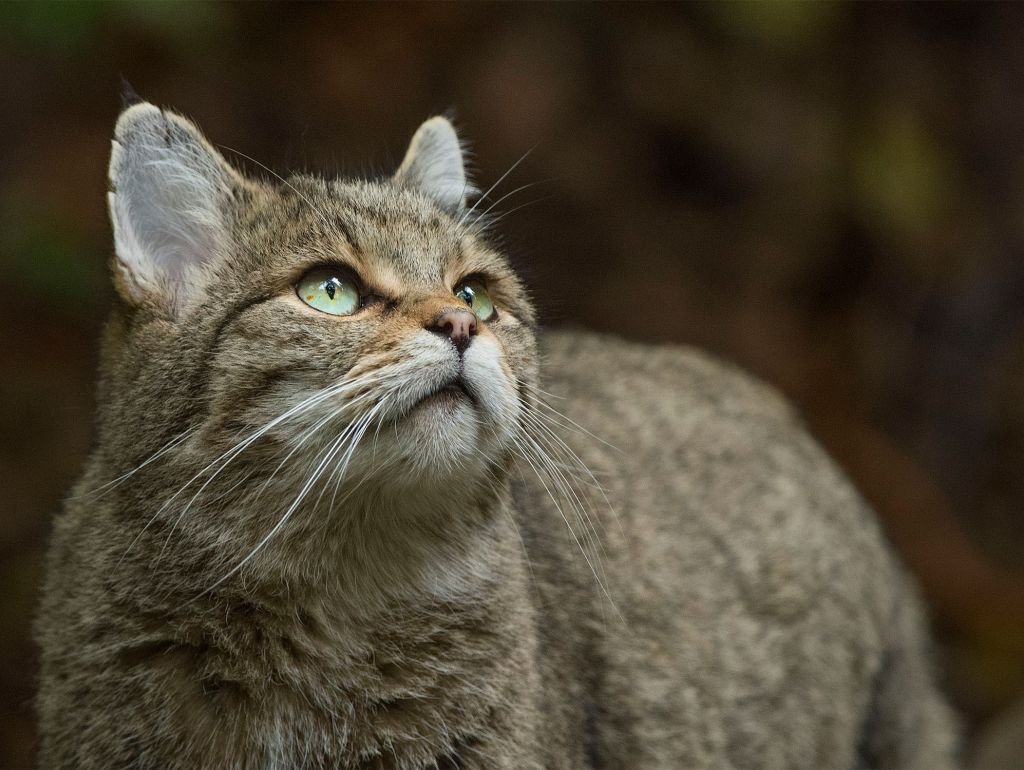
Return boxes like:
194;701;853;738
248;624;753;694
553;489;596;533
108;102;242;313
393;117;472;211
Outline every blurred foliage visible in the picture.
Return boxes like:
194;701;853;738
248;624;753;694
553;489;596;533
1;197;104;313
0;1;224;55
0;2;110;54
853;108;954;243
700;1;843;53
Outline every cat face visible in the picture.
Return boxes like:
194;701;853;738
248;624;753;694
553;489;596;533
207;177;538;491
104;105;538;558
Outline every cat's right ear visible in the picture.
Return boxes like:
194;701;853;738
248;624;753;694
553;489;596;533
393;116;473;212
108;103;242;315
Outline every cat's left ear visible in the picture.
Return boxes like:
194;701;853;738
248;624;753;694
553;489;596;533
393;117;473;212
108;102;244;315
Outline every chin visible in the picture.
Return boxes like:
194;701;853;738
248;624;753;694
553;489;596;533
352;393;490;486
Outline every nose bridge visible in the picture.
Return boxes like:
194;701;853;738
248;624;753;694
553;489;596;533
412;291;478;354
409;292;463;328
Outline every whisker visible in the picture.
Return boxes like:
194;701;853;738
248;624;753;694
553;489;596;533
456;144;536;229
314;399;390;512
218;144;337;235
128;385;343;551
515;427;611;577
519;396;628;547
156;394;364;560
472;194;555;231
518;404;616;512
196;394;383;598
119;374;383;565
518;379;621;452
508;434;625;625
474;451;537;592
248;387;383;511
466;180;551;229
72;427;197;500
521;383;566;400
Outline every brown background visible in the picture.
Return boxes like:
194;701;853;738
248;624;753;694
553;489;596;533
3;3;1024;766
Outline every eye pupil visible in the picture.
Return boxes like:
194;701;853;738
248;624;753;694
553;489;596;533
297;269;359;316
453;280;495;322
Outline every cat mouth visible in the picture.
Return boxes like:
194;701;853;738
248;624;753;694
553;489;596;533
412;377;477;411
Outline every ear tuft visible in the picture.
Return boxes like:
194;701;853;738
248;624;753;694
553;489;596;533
119;78;144;110
393;117;472;211
108;102;239;313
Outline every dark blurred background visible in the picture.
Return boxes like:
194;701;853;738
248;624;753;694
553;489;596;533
3;2;1024;766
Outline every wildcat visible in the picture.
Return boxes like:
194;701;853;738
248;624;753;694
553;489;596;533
35;101;958;769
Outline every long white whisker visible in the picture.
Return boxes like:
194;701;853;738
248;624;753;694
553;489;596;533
73;428;197;500
119;374;383;564
156;392;377;559
467;180;549;229
196;394;382;598
218;144;337;235
519;397;628;546
516;428;611;579
248;387;383;511
326;408;407;515
480;195;555;229
518;404;616;515
509;434;624;625
518;380;621;452
456;145;536;229
314;399;389;511
475;452;537;591
126;385;342;551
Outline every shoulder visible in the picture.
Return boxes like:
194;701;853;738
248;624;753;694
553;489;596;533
533;328;901;624
538;328;797;432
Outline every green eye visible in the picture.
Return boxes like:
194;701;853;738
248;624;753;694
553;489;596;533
297;268;360;316
454;279;496;321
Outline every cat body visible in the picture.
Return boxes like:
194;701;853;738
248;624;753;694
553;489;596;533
36;103;957;768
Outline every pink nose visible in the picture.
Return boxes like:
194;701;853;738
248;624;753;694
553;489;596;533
430;309;477;354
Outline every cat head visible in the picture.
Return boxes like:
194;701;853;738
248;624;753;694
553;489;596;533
100;103;539;590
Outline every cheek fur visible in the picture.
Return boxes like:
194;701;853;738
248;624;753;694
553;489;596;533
463;336;520;426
